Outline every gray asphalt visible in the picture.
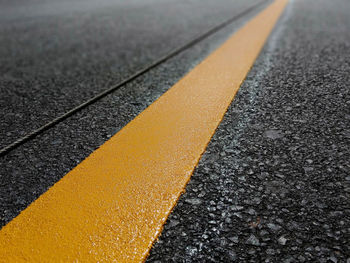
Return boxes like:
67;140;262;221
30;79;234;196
147;0;350;261
1;0;349;261
0;0;267;228
0;0;256;149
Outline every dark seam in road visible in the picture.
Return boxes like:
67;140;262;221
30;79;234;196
0;0;269;157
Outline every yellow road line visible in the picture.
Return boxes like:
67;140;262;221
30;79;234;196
0;1;288;262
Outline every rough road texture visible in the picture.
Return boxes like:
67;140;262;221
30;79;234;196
147;0;350;262
0;0;256;149
0;2;267;228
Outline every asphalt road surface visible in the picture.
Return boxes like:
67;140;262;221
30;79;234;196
0;0;256;149
1;0;349;262
148;0;350;261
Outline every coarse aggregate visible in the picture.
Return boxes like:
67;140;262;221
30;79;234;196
147;0;350;261
0;0;257;149
0;1;268;228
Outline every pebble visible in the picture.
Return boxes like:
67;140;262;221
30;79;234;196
278;236;288;245
245;234;260;246
267;223;282;232
185;198;202;205
231;205;244;211
227;250;237;261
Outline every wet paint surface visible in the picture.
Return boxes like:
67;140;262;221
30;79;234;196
0;1;287;261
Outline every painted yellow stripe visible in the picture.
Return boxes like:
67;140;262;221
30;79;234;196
0;1;287;262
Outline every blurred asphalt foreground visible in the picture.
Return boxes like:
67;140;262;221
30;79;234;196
0;0;349;262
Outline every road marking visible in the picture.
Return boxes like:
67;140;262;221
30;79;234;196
0;0;267;157
0;0;288;262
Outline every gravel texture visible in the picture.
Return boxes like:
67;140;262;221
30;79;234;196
0;2;268;228
1;0;349;261
147;0;350;261
0;0;256;149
